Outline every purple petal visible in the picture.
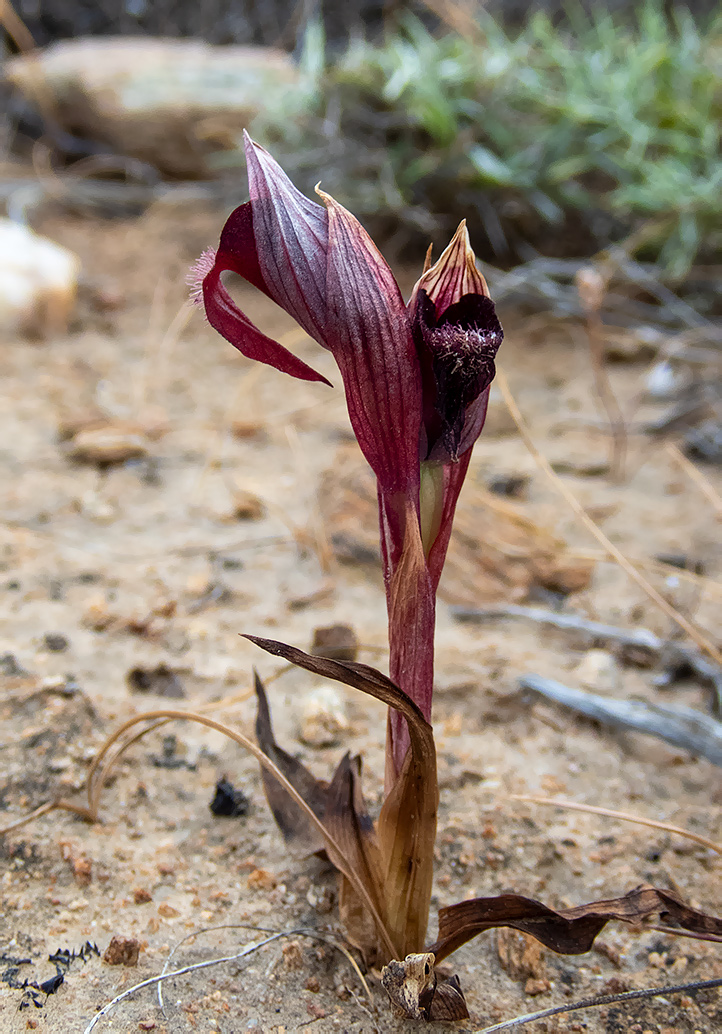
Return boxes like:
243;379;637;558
409;220;490;316
319;189;422;496
244;132;328;344
202;257;331;385
216;201;273;298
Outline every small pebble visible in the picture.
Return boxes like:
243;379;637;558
103;935;140;966
299;685;349;747
488;473;529;498
311;623;359;661
209;778;249;818
43;632;69;653
574;649;619;693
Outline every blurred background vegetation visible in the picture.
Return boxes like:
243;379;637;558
2;0;721;279
251;2;722;277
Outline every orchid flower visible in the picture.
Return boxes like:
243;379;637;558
192;133;503;781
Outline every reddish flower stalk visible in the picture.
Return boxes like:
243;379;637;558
192;133;502;784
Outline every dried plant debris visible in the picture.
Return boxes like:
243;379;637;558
427;886;722;964
453;602;722;713
381;952;469;1021
521;673;722;766
250;639;438;961
2;941;99;1010
254;671;330;858
126;663;185;698
102;936;140;966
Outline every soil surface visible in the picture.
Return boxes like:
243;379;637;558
1;204;720;1034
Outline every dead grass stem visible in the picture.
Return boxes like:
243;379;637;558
496;367;722;668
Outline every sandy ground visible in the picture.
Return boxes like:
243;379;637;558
0;205;720;1034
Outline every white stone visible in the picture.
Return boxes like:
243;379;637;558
574;649;620;693
298;685;349;748
0;219;80;336
6;38;299;178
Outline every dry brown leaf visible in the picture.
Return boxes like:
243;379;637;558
428;885;722;963
246;635;437;958
381;952;469;1021
325;753;387;961
254;672;329;858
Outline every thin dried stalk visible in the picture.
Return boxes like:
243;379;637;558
512;795;722;855
156;923;372;1017
665;441;722;518
474;977;722;1033
577;268;627;481
84;709;398;959
496;367;722;667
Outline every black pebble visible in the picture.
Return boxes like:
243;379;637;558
44;633;69;653
210;778;249;818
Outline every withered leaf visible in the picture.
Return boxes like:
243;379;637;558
325;752;387;961
421;974;469;1022
381;952;469;1022
428;885;722;963
254;671;329;857
382;952;436;1019
245;635;438;957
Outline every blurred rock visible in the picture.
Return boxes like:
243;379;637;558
126;663;185;698
66;423;148;466
685;420;722;465
488;473;529;498
103;935;140;966
5;38;299;178
43;632;69;652
209;777;249;817
311;623;359;661
0;219;80;337
299;685;349;748
229;489;265;521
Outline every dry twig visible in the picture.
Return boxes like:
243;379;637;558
520;672;722;767
496;368;722;669
452;602;722;712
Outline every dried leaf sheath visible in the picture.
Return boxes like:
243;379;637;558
246;635;437;956
254;672;328;857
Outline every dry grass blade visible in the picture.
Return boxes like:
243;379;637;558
496;367;722;667
0;0;36;53
0;799;78;835
577;268;627;481
325;754;389;959
665;441;722;518
80;708;398;960
254;671;330;858
428;886;722;963
511;795;722;855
